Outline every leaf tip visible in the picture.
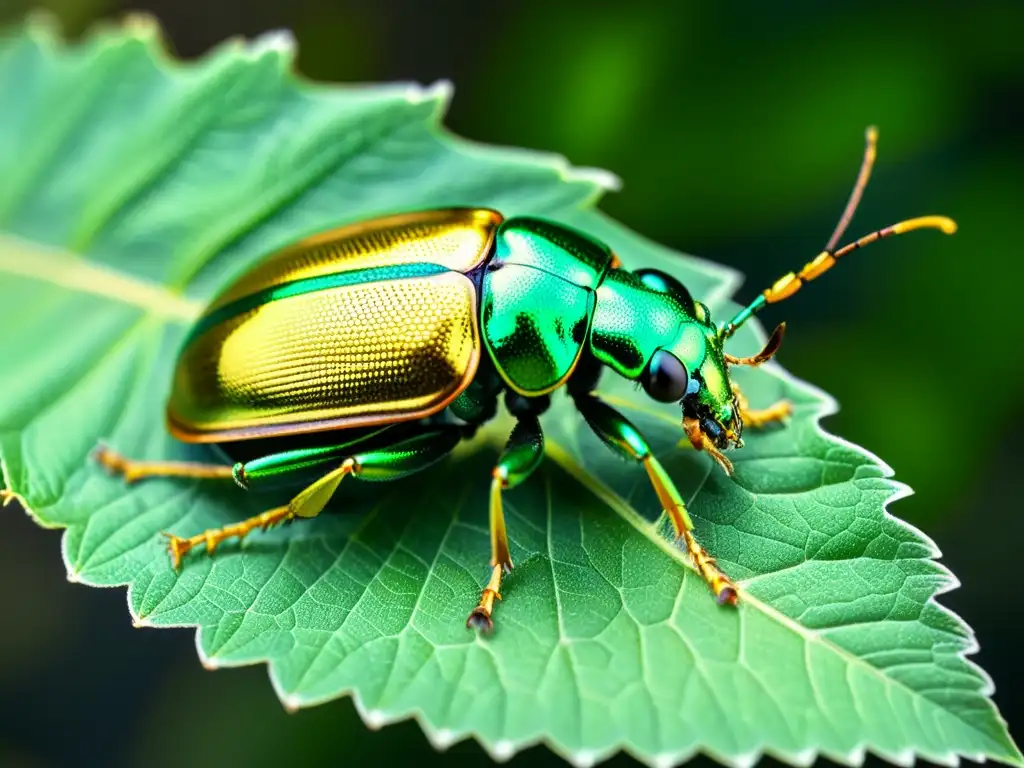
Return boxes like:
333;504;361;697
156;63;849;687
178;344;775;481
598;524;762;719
409;79;453;107
540;157;622;197
844;745;867;766
247;28;297;61
1001;742;1024;768
788;748;819;767
569;748;598;768
493;740;516;762
571;166;623;193
21;8;63;41
364;708;387;730
728;749;760;768
119;12;162;42
433;729;457;750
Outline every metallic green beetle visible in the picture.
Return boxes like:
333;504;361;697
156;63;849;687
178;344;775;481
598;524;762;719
96;128;956;630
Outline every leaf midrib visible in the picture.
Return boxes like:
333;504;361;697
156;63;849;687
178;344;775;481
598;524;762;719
543;440;1012;761
0;233;201;321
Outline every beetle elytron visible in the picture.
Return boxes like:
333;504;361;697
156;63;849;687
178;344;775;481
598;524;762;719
96;128;955;631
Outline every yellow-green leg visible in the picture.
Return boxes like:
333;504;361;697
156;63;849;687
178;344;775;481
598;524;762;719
574;393;738;605
93;443;235;483
466;414;545;632
94;428;463;569
162;505;295;568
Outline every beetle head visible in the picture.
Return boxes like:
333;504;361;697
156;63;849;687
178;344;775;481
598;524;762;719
632;271;754;474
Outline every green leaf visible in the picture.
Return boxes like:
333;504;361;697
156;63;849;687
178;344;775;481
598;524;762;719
0;16;1019;768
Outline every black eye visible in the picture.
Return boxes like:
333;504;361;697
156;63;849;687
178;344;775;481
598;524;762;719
641;350;689;402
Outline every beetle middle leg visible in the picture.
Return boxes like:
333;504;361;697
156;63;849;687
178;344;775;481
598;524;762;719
159;427;464;568
573;392;738;606
466;412;545;632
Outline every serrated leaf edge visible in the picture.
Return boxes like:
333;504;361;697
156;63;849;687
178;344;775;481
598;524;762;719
1;13;1019;768
7;330;1005;768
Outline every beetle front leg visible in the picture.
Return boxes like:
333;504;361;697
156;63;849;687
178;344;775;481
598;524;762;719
573;393;738;606
731;382;792;429
163;428;464;568
467;413;545;632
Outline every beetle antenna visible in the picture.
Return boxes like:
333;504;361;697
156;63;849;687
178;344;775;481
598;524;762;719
721;127;957;339
826;126;878;252
718;128;954;340
720;215;956;338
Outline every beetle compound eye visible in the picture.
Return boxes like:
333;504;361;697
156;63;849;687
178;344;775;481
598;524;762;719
641;350;689;403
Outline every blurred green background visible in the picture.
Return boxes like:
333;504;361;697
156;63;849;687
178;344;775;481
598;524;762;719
0;1;1020;766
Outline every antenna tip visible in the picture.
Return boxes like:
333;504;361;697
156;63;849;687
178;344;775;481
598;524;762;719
891;215;958;236
866;125;879;142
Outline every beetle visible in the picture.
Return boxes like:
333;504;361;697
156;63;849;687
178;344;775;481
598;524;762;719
95;127;955;631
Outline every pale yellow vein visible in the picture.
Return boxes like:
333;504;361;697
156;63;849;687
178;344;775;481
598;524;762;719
0;234;202;322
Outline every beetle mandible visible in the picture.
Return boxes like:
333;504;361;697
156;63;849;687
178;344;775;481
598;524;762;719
95;127;956;631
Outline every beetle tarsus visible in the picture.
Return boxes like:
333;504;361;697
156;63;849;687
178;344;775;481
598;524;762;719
162;506;294;571
467;564;504;632
162;532;190;570
732;383;793;430
675;532;739;607
741;399;793;429
716;585;739;606
91;443;234;484
92;443;134;482
466;607;495;633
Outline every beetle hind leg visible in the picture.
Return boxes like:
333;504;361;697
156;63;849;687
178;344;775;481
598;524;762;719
467;413;545;632
92;443;235;484
164;428;464;570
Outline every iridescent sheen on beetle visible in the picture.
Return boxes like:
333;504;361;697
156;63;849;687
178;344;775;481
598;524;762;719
93;127;958;633
168;209;499;442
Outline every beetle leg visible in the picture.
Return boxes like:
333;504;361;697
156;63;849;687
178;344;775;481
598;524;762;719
732;382;792;429
163;428;464;569
92;443;234;484
162;456;363;566
467;414;545;632
573;393;738;606
163;505;294;568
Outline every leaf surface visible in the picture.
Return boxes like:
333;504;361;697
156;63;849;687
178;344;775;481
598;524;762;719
0;17;1019;768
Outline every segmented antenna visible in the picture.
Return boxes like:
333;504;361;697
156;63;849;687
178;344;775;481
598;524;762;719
720;128;957;339
826;126;878;253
